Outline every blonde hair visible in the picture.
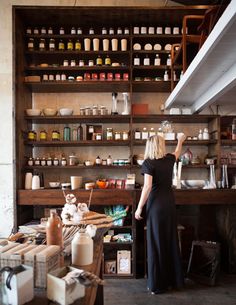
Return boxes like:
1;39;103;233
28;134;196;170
144;135;166;160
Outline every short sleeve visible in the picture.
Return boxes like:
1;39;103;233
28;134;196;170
165;153;176;162
141;159;154;176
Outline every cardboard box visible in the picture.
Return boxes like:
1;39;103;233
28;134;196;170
132;104;149;115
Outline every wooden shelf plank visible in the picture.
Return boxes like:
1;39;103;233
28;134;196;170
24;140;131;147
132;114;218;123
24;165;132;170
133;139;217;145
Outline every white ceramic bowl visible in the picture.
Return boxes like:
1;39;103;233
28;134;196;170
43;108;57;116
59;108;73;116
181;180;206;189
26;109;41;116
49;182;60;188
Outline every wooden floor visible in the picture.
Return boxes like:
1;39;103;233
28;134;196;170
104;275;236;305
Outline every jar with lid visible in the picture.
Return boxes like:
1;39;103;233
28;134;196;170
39;130;47;141
53;157;59;166
61;157;67;166
105;55;111;66
34;157;40;166
122;131;129;140
71;27;76;34
77;124;83;140
69;154;77;166
49;38;55;51
27;157;34;166
58;40;65;51
89;27;94;34
96;55;103;66
33;27;39;34
75;39;81;51
115;131;121;140
142;127;149;140
95;156;101;165
39;38;46;51
80;107;85;116
70;59;76;67
51;130;60;141
85;107;92;116
106;128;113;140
79;59;85;67
134;128;141;140
92;106;98;116
117;27;122;34
77;27;82;34
41;157;46;166
48;27;53;35
41;27;46;35
55;74;61;81
100;106;108;115
27;38;35;51
232;119;236;140
28;130;36;141
63;126;71;141
59;27;65;35
67;39;73;50
46;157;52;166
107;155;113;165
149;127;156;137
102;27;107;35
72;230;93;266
109;27;114;35
26;27;32;34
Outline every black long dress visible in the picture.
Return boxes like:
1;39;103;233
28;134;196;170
141;154;184;292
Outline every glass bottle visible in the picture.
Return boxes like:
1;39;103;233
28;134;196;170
49;38;55;51
105;55;111;66
102;27;107;35
107;155;113;165
75;39;81;51
95;155;102;165
96;55;103;66
59;27;65;35
143;54;150;66
77;27;82;34
67;39;73;50
106;127;113;140
27;38;34;51
164;70;169;81
41;27;46;34
72;125;78;141
63;125;71;141
89;27;94;34
154;54;161;66
166;54;171;66
135;128;141;140
58;39;65;51
77;124;83;140
142;127;149;140
133;55;140;66
71;27;76;34
48;27;53;35
46;211;63;247
39;38;46;51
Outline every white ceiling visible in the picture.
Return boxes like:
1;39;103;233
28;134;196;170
165;0;236;113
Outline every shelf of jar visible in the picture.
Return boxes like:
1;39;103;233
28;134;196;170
133;139;217;146
132;114;218;123
24;165;133;170
24;140;131;147
131;81;171;92
24;114;131;124
131;34;182;39
26;66;130;71
25;34;132;39
221;140;236;146
24;81;130;92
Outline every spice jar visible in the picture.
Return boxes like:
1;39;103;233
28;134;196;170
27;157;34;166
92;106;98;115
34;157;41;166
27;38;35;51
49;38;55;51
106;128;113;140
61;157;67;166
46;157;52;166
115;131;121;140
80;107;85;116
39;130;47;141
53;157;59;166
51;130;60;141
41;158;46;166
39;38;46;51
71;27;76;34
41;27;47;34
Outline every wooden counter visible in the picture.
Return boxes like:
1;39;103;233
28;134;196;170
18;189;236;206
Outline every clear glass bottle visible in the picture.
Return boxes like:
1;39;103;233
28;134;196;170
134;55;140;66
39;38;46;51
107;155;113;165
164;70;169;81
49;38;55;51
72;125;78;141
95;155;102;165
143;54;150;66
154;54;161;66
77;27;82;34
71;27;76;34
166;54;171;66
106;127;113;140
27;38;35;51
59;27;65;35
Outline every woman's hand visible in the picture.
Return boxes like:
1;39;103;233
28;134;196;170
135;207;143;220
177;132;186;143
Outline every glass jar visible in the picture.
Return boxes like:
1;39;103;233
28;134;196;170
85;107;92;116
39;38;46;51
124;27;130;34
100;106;108;115
27;38;35;51
41;27;47;34
48;27;53;35
59;27;65;35
105;55;111;66
77;124;83;141
53;157;59;166
77;27;82;34
117;27;122;34
46;157;52;166
51;130;60;141
26;27;32;34
39;130;47;141
88;59;94;66
61;157;67;166
102;27;107;35
134;128;141;140
34;157;41;166
75;39;81;51
63;59;69;66
67;39;73;50
79;60;85;67
102;159;107;165
71;27;76;34
49;38;55;51
41;157;46;166
114;131;121;140
63;126;71;141
92;106;98;116
71;59;76;66
72;125;78;141
122;131;129;140
96;133;102;140
107;155;113;165
109;27;114;34
95;155;101;165
27;157;34;166
106;128;113;140
69;155;77;166
58;40;65;51
89;28;94;34
80;107;85;116
142;127;149;140
96;55;102;66
33;27;39;34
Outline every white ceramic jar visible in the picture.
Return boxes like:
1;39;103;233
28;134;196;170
72;230;93;266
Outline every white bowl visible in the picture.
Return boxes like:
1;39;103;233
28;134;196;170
59;108;73;116
26;109;41;116
43;108;57;116
181;180;206;189
49;182;60;188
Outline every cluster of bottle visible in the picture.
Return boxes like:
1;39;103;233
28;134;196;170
26;26;130;36
106;128;129;141
27;156;64;166
134;54;171;66
133;26;180;35
41;72;129;82
134;70;182;82
134;127;157;140
27;124;83;142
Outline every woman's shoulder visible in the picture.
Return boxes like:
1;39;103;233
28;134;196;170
165;153;176;161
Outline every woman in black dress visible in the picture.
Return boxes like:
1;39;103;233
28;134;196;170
135;133;186;294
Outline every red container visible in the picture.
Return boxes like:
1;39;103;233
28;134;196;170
123;73;129;81
92;73;98;80
99;72;106;80
84;72;91;80
107;73;113;81
115;73;121;80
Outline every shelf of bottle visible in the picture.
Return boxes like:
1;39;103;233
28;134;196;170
26;66;129;71
23;165;133;170
25;50;130;55
221;139;236;146
133;139;217;145
25;114;131;124
24;81;130;92
132;34;182;39
132;114;218;123
24;140;131;147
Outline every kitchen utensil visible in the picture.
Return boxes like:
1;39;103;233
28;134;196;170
59;108;73;116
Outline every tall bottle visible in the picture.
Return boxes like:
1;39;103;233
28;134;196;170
46;211;63;247
77;124;83;140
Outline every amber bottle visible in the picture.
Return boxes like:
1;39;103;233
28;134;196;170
46;211;63;247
